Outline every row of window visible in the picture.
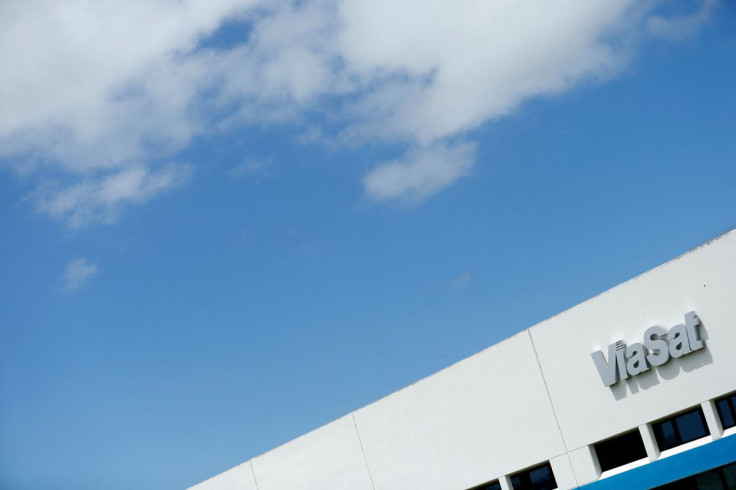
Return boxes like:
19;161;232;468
469;462;557;490
596;391;736;473
594;404;711;473
593;405;707;474
467;392;736;490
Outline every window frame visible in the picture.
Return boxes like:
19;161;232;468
715;392;736;430
509;461;557;490
592;428;648;473
467;480;502;490
651;406;710;452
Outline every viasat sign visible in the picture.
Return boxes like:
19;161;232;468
591;312;706;387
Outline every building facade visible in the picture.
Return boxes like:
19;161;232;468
191;230;736;490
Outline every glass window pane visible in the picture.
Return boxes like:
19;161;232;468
529;465;554;486
510;475;524;489
695;471;724;490
654;420;679;450
470;481;502;490
510;462;556;490
675;410;709;443
722;463;736;489
717;399;735;429
594;429;647;472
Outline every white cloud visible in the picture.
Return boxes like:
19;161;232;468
0;0;718;217
337;0;634;144
647;0;719;42
62;258;99;292
228;158;272;180
451;272;473;289
35;164;192;228
0;0;259;169
363;142;476;204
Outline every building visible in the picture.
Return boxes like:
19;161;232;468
191;230;736;490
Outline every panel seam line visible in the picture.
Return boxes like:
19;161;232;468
352;412;377;490
527;329;581;487
250;460;261;490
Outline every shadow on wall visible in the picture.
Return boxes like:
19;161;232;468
611;323;713;401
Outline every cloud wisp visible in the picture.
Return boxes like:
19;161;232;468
0;0;719;225
363;143;476;205
227;159;273;180
451;272;473;290
647;0;719;42
62;258;99;293
34;164;192;228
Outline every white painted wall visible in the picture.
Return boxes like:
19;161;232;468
354;331;566;490
251;415;374;490
190;462;258;490
190;230;736;490
530;231;736;452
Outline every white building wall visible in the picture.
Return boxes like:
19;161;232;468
191;230;736;490
189;462;258;490
353;331;567;490
530;232;736;452
251;415;374;490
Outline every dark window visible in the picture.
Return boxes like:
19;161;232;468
468;480;502;490
724;464;736;488
593;429;648;472
651;461;736;489
652;407;710;451
715;393;736;430
510;462;557;490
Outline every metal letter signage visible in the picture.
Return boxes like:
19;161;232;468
591;312;706;387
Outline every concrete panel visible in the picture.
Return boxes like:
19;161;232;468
188;462;258;490
702;399;724;439
640;424;660;462
251;415;374;490
567;446;600;486
353;332;566;490
550;454;577;489
530;230;736;451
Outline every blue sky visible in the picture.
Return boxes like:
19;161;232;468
1;1;735;489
